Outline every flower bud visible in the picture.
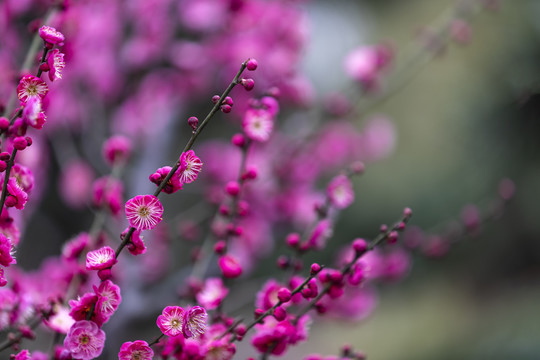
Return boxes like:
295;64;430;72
0;117;9;131
98;268;112;281
352;238;367;254
286;233;300;248
310;263;321;275
273;306;286;321
246;58;258;71
231;133;246;148
387;230;399;244
187;116;199;131
241;78;255;91
277;288;292;303
214;240;226;254
13;136;27;151
225;181;240;197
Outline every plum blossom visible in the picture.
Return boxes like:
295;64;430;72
86;246;117;270
149;166;182;194
178;150;203;184
16;76;48;105
196;277;228;310
125;195;163;230
46;49;65;82
157;306;185;337
327;175;354;209
242;108;274;142
63;320;105;360
182;306;207;338
118;340;154;360
94;280;121;319
38;25;65;47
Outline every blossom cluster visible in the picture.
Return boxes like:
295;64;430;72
0;1;510;360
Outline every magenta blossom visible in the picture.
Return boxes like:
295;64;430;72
46;49;65;82
5;178;28;210
13;349;30;360
94;280;121;319
0;233;15;267
123;228;146;255
103;135;132;165
178;150;203;184
68;293;105;326
11;164;34;194
125;195;163;230
182;306;207;338
38;25;65;47
64;320;105;360
327;174;354;209
149;166;183;194
92;176;124;215
16;76;48;105
62;233;90;260
196;277;228;310
118;340;154;360
218;254;243;278
242;108;274;142
86;246;117;270
157;306;185;337
21;97;43;129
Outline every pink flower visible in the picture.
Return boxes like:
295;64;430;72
11;164;34;194
218;254;243;278
196;278;228;310
242;108;274;142
251;315;311;356
255;280;283;311
64;320;105;360
5;178;28;210
94;280;121;319
0;268;6;287
0;233;15;267
21;97;43;129
178;150;203;184
38;26;65;47
182;306;207;338
44;304;75;334
344;44;393;91
46;49;65;82
62;233;90;260
327;175;354;209
16;76;49;105
149;166;183;194
125;195;163;230
306;219;333;250
118;340;154;360
92;176;123;215
102;135;132;165
124;228;146;255
157;306;185;337
86;246;117;270
68;293;105;326
13;349;30;360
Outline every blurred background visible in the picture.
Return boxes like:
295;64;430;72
3;0;540;358
286;0;540;359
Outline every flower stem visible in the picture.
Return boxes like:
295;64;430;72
115;60;249;258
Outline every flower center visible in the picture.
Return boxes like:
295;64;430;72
79;334;90;345
137;206;149;218
27;85;38;95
